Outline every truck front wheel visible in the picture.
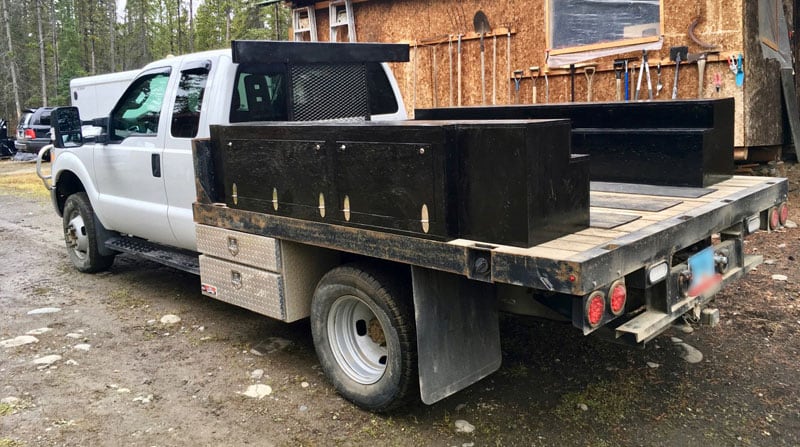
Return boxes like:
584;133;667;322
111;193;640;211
62;192;115;273
311;263;417;412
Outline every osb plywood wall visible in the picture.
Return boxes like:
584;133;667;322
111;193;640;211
307;0;788;148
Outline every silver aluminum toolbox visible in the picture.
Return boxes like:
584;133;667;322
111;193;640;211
199;255;285;320
196;224;280;271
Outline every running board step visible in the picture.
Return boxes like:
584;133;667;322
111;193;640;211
105;237;200;275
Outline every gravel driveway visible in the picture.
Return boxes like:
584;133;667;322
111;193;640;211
1;160;798;446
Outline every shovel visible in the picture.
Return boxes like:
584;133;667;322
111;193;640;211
473;11;491;105
670;46;688;99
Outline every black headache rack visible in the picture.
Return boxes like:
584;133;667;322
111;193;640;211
230;40;409;122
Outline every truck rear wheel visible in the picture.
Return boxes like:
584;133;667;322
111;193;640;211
63;192;115;273
310;263;417;412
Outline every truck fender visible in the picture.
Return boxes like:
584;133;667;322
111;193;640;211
52;151;100;216
52;153;117;257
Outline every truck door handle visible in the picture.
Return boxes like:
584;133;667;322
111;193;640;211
151;153;161;177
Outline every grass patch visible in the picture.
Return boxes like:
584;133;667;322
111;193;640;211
554;376;645;426
0;439;22;447
106;288;146;309
0;168;50;201
0;403;14;416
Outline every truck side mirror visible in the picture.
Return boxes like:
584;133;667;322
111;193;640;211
51;107;84;149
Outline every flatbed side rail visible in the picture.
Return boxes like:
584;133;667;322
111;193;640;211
194;203;473;278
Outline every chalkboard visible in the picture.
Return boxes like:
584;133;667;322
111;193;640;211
549;0;661;52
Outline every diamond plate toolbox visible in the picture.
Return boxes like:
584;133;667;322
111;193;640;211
196;224;280;272
199;255;285;320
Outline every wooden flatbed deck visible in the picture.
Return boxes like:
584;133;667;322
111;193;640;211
194;176;788;296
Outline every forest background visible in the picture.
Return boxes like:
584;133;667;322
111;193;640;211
0;0;292;126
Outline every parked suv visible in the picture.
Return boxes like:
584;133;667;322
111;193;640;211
15;107;54;154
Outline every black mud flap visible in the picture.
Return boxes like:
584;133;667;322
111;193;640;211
411;266;501;405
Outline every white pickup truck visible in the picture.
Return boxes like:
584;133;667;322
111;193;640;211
41;41;789;412
46;45;406;272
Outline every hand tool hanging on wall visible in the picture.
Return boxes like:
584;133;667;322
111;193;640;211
688;16;720;50
624;60;631;100
529;66;540;103
584;66;596;102
656;63;663;97
473;11;491;105
735;54;744;87
513;69;523;103
412;41;418;110
728;54;737;75
448;36;453;106
629;63;636;100
634;50;653;100
457;34;462;106
432;45;438;107
569;64;576;102
492;33;497;104
613;60;624;101
670;46;688;99
544;69;550;103
506;28;511;104
695;53;707;98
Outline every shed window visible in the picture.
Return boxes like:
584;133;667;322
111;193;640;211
547;0;663;56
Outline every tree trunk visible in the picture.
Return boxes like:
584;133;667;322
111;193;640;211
109;0;116;72
1;0;21;120
189;0;194;52
177;0;182;54
36;0;48;106
89;1;96;74
51;0;59;101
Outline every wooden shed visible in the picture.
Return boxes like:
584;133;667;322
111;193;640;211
290;0;799;160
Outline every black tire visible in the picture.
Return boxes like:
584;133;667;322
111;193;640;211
62;192;115;273
310;263;418;412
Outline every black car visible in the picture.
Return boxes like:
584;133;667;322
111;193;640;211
0;118;15;157
15;107;54;154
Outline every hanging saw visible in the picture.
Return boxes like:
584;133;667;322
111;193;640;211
688;17;719;50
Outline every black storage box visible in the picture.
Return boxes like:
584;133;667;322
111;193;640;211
416;99;735;187
211;119;589;248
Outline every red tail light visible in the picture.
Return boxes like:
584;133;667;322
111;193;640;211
585;292;605;327
609;281;627;316
778;202;789;226
769;207;780;230
24;129;36;139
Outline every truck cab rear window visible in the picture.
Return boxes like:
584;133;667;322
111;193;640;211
230;62;397;123
230;64;288;123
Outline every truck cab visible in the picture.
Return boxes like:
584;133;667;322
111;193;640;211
49;45;406;258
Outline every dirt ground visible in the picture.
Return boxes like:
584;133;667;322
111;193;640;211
0;159;798;447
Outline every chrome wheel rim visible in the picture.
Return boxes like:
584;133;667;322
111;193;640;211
65;213;88;260
328;295;388;384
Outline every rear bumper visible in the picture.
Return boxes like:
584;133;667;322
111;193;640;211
613;237;758;344
15;139;49;153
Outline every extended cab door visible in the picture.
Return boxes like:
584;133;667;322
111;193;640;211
92;67;176;246
162;59;213;250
